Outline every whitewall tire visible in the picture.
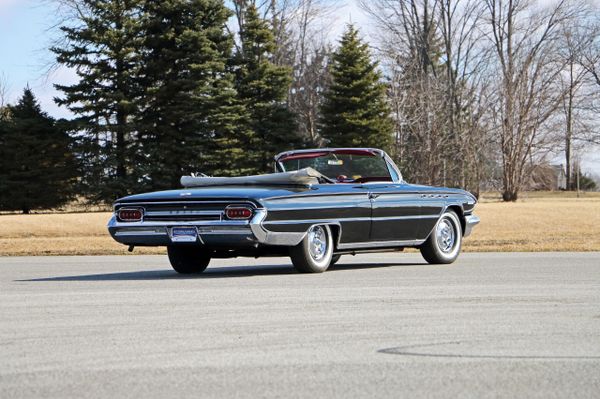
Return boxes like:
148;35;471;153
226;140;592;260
290;225;334;273
420;211;462;264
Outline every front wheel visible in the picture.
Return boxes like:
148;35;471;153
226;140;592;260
167;246;211;274
420;211;462;264
290;225;333;273
330;254;342;266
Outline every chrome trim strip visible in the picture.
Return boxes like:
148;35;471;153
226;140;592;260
109;219;254;227
264;190;459;201
263;214;439;225
337;239;425;250
144;210;223;217
114;229;166;237
200;230;253;235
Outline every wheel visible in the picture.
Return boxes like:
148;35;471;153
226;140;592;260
167;246;211;274
420;211;462;264
330;254;342;265
290;225;334;273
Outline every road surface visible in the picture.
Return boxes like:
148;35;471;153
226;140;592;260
1;252;599;398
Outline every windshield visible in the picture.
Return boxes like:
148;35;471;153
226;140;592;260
278;151;393;183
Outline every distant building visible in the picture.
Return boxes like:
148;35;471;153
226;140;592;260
526;163;567;191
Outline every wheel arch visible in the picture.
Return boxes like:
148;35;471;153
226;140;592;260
327;223;342;250
288;222;342;247
445;205;466;236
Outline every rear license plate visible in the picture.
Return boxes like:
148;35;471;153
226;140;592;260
170;227;198;242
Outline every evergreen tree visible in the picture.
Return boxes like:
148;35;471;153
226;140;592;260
136;0;247;189
52;0;143;202
0;89;76;213
234;4;299;173
320;25;393;151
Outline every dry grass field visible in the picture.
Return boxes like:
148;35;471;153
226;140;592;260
0;191;598;256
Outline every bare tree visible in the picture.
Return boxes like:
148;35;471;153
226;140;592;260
361;0;490;193
555;6;600;190
483;0;576;201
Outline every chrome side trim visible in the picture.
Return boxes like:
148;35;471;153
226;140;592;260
263;214;438;225
256;220;341;247
337;239;425;250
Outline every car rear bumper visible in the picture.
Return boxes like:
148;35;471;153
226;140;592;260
463;214;480;237
107;209;307;247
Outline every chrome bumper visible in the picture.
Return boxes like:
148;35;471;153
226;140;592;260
107;209;308;247
463;214;480;237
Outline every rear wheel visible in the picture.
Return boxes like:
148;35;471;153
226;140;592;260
167;246;211;274
420;211;462;264
290;225;333;273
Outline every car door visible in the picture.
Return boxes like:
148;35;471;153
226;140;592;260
366;183;422;242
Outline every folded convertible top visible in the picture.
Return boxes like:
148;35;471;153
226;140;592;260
180;167;323;187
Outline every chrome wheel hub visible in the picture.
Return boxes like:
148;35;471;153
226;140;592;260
436;218;455;253
308;226;327;261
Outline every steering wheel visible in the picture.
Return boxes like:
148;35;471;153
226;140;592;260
336;175;348;182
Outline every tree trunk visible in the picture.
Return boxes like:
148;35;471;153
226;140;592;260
502;190;518;202
565;60;574;190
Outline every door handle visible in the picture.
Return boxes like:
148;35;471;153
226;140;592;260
368;193;381;199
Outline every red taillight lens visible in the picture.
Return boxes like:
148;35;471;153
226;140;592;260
225;207;253;220
117;208;143;222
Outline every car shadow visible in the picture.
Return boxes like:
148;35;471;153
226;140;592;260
17;261;426;282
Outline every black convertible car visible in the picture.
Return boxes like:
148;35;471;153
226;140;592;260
108;148;479;273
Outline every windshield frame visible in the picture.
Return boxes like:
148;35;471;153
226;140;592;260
275;148;403;184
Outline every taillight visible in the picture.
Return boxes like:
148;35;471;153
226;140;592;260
225;206;253;220
117;207;143;222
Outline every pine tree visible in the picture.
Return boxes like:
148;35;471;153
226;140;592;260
0;89;76;213
52;0;143;202
320;25;393;151
234;4;299;173
136;0;248;189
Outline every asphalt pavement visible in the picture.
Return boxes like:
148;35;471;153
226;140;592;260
1;252;599;398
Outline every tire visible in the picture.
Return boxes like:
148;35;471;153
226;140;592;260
330;254;342;266
290;225;334;273
167;246;211;274
420;211;462;264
